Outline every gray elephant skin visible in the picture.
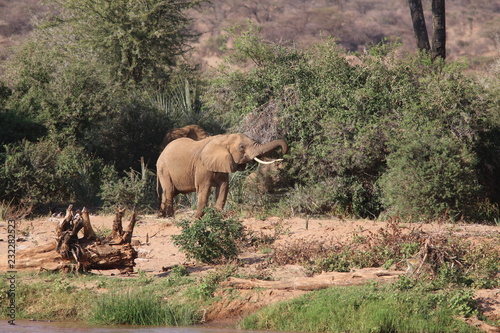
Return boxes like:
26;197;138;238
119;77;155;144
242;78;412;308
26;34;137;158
157;130;288;218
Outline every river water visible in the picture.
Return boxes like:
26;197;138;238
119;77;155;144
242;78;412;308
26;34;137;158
0;320;275;333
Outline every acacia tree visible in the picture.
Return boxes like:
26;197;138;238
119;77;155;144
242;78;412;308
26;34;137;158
46;0;204;85
407;0;446;59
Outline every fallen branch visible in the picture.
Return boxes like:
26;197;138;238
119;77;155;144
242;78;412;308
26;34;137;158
222;268;405;291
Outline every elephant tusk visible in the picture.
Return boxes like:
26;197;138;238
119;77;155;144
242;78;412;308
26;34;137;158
254;157;283;165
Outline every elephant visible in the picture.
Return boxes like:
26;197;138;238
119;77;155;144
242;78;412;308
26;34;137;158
161;124;209;149
156;131;288;218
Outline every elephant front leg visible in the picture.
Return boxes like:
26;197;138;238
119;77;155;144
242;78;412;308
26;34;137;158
195;184;211;218
215;176;229;211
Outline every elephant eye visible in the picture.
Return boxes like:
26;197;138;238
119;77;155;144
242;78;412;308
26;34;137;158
238;144;245;151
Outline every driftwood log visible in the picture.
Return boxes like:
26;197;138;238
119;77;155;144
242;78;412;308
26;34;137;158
14;205;138;274
222;268;405;291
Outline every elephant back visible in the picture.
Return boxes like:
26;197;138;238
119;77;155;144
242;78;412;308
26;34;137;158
161;125;209;149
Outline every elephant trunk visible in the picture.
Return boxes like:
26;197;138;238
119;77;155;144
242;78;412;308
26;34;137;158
249;139;288;158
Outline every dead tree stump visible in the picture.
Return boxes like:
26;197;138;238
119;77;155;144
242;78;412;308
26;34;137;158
8;205;139;274
53;205;138;273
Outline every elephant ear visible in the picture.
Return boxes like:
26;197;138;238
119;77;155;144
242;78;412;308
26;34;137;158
201;141;237;173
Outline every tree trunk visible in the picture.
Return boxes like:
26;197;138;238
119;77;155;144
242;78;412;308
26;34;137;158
431;0;446;59
407;0;431;52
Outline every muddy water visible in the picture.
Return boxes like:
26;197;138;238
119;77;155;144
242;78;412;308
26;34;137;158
0;321;271;333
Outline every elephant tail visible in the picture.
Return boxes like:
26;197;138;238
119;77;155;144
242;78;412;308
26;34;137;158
156;173;160;198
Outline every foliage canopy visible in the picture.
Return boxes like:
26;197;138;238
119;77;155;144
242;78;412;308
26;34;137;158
204;28;500;222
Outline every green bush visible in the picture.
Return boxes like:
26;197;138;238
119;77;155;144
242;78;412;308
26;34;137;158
171;208;245;264
0;111;46;146
205;28;500;221
378;131;482;221
85;98;173;174
100;158;157;212
0;139;112;207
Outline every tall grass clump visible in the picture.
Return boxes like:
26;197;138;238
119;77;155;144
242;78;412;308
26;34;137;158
204;26;500;222
89;289;201;326
239;283;480;333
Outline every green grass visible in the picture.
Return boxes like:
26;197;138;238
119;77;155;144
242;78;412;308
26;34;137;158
0;271;202;325
239;282;481;333
89;289;201;326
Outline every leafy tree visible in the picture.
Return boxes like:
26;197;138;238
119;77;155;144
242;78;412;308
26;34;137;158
3;39;116;144
1;0;205;172
44;0;203;85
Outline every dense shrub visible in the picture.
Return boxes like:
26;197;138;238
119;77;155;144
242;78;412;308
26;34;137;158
100;158;157;212
0;139;112;207
85;99;172;173
172;208;245;264
379;132;483;221
204;28;500;222
0;111;46;146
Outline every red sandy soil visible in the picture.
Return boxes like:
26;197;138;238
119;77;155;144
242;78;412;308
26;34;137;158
1;212;499;331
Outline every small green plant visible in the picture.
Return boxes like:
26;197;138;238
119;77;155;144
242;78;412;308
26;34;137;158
443;289;478;318
171;208;245;264
0;199;15;221
136;269;154;286
94;225;111;239
53;276;74;293
192;264;238;299
170;265;189;278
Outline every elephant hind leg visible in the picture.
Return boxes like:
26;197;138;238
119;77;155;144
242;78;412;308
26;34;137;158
159;176;175;218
